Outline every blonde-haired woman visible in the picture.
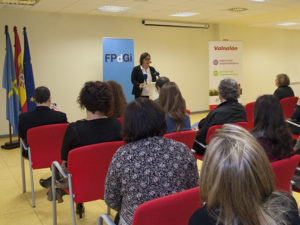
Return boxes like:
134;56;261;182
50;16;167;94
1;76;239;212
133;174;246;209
189;124;300;225
159;82;191;133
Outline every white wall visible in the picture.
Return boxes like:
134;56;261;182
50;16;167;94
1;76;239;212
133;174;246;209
0;9;216;135
218;24;300;103
1;9;300;135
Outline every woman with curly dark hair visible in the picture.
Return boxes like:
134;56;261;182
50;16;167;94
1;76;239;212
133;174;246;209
251;95;294;162
60;81;122;216
106;80;127;118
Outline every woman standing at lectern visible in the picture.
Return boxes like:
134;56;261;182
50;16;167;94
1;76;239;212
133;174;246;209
131;52;158;99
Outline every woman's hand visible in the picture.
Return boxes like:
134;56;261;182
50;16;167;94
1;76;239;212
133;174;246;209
139;83;144;89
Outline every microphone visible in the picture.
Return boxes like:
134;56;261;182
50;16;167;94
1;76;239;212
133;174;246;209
143;74;148;84
154;71;160;76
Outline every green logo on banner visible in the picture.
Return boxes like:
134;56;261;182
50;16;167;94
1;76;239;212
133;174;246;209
213;71;218;76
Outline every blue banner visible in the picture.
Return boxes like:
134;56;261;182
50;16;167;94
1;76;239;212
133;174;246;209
3;26;20;135
103;38;134;102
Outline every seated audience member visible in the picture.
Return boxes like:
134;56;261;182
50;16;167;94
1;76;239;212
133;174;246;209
158;82;191;133
189;124;300;225
291;99;300;134
273;73;294;100
19;86;68;157
106;80;127;118
154;76;170;103
105;98;199;225
251;95;294;162
192;78;247;155
52;81;122;217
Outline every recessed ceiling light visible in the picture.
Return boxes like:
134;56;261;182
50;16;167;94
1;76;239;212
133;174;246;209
249;0;267;2
98;6;129;12
277;22;297;26
169;12;200;17
228;7;248;12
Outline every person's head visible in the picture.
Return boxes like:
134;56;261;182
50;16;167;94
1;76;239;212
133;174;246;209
275;73;290;87
77;81;112;115
139;52;151;68
106;80;127;118
200;124;275;225
218;78;240;102
155;76;170;94
123;98;166;143
35;86;51;105
159;82;186;132
252;94;293;159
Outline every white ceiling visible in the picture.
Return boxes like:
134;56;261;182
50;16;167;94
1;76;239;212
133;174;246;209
2;0;300;30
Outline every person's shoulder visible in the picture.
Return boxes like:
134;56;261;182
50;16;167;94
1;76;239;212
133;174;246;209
189;206;213;225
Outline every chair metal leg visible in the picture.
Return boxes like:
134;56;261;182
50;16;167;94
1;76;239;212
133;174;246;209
28;148;36;207
20;146;26;193
68;174;76;225
52;165;57;225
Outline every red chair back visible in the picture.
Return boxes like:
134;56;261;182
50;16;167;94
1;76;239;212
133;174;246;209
68;141;125;203
164;130;196;149
117;117;124;126
132;187;203;225
27;123;68;169
245;101;255;130
206;122;248;144
206;125;223;144
271;155;300;193
280;97;299;119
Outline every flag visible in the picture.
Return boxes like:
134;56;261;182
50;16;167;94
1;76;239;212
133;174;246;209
23;27;36;112
14;26;27;112
2;25;20;136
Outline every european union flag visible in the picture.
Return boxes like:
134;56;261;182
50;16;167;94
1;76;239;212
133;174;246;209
2;26;20;136
23;27;36;112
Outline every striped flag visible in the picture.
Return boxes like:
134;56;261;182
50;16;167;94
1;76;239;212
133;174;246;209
23;27;36;112
2;25;20;135
14;26;27;112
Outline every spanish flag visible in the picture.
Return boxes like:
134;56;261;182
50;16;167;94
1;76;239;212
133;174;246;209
14;26;27;112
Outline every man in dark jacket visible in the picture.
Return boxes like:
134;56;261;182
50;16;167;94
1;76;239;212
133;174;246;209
19;86;68;156
193;78;247;155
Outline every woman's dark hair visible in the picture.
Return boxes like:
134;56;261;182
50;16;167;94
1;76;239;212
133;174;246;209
159;82;186;132
77;81;112;115
139;52;150;65
252;95;293;159
155;76;170;89
106;80;127;118
276;74;290;86
35;86;50;103
123;98;166;143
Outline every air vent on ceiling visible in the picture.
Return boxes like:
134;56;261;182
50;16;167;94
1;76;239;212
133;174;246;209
0;0;39;5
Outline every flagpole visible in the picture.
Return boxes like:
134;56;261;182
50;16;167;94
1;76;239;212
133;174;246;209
1;123;20;150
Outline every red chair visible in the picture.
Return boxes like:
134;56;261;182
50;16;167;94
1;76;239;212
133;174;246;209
20;123;68;207
270;155;300;193
97;187;203;225
117;117;124;126
164;130;196;149
52;140;125;225
206;122;248;144
286;120;300;140
280;97;299;119
245;101;255;130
